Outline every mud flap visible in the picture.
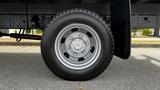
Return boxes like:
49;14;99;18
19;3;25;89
111;0;131;59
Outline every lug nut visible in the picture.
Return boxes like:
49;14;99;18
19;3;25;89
74;53;77;56
79;34;83;38
69;36;73;40
85;41;89;45
83;50;86;53
67;46;70;49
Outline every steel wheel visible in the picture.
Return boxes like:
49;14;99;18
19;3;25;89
55;23;101;70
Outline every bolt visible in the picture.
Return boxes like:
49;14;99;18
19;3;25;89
69;36;73;40
85;41;89;45
82;50;86;54
67;46;70;49
79;34;83;38
74;53;77;56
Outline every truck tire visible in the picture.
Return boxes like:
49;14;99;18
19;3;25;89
41;9;114;81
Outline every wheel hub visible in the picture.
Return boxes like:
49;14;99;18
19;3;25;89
71;39;85;53
65;32;91;58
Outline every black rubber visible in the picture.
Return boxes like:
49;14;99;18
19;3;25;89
41;9;114;81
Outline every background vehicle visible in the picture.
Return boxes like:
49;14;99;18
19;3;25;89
0;0;131;80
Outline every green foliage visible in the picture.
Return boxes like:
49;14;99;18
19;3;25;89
143;29;153;35
132;29;139;33
14;29;17;34
36;29;43;35
26;29;31;34
132;29;140;37
132;29;153;38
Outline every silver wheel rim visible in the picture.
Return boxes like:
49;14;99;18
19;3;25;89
55;23;101;70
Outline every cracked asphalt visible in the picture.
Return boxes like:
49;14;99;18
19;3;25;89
0;46;160;90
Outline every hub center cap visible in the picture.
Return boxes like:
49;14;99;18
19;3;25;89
65;32;91;58
71;39;85;53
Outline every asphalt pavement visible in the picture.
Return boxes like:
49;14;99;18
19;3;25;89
0;46;160;90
